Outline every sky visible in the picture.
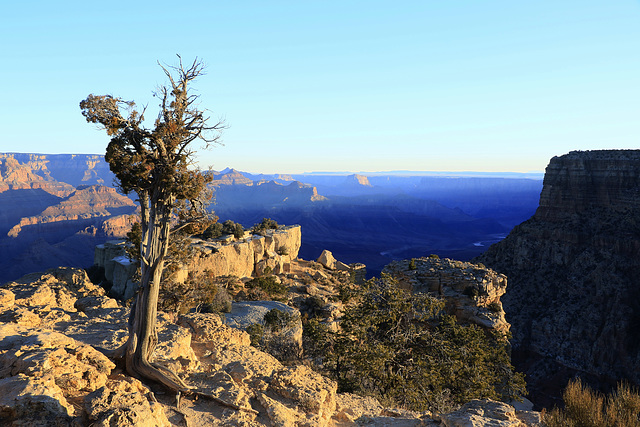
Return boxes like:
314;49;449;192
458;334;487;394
2;1;639;174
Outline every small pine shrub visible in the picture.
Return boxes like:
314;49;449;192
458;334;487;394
408;258;417;270
264;308;297;332
246;323;264;346
252;217;279;235
245;276;288;301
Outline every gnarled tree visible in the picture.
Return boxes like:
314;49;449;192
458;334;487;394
80;57;224;392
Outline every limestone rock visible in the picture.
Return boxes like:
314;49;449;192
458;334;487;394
317;249;337;270
438;399;541;427
270;365;337;421
84;374;170;427
225;301;303;347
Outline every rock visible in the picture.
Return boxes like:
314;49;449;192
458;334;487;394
317;250;337;270
383;257;510;333
225;301;303;348
477;149;640;408
438;399;541;427
334;392;384;422
178;312;250;346
84;374;170;427
270;365;337;421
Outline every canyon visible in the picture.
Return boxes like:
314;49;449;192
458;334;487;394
477;149;640;409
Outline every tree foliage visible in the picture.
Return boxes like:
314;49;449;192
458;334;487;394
80;56;224;393
305;276;526;412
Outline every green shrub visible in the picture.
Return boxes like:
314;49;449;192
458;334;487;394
428;254;440;259
408;258;417;270
264;308;297;332
202;222;223;239
221;220;244;239
487;301;502;313
252;217;279;235
246;323;264;346
245;276;288;301
305;275;526;412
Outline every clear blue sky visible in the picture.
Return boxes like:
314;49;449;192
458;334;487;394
2;1;639;174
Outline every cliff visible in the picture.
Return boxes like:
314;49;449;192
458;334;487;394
476;149;640;409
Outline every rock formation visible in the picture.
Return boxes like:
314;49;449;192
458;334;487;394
0;267;542;426
95;226;303;300
476;149;640;408
383;257;510;333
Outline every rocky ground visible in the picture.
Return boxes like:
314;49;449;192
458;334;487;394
0;264;541;426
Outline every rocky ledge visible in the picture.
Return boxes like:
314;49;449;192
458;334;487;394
0;267;541;426
383;257;510;333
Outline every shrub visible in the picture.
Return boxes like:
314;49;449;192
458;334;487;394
245;276;288;301
428;254;440;259
408;258;417;270
246;323;264;346
221;220;244;239
202;222;223;239
543;378;640;427
264;308;297;332
306;275;526;412
252;217;279;235
487;301;502;313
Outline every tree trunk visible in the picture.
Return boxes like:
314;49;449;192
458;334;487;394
122;198;190;392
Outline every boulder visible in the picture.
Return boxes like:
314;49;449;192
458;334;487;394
438;399;542;427
317;250;337;270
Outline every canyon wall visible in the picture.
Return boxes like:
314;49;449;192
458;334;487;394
477;149;640;409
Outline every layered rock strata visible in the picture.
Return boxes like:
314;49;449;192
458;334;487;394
477;150;640;408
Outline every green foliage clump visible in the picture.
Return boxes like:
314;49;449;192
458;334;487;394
252;217;279;235
543;378;640;427
487;301;502;313
245;276;288;301
248;309;302;364
408;258;417;270
246;323;264;347
202;219;244;239
304;275;526;412
428;254;440;259
159;270;231;314
264;308;297;332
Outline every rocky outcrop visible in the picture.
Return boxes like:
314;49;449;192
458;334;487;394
95;226;302;299
0;267;541;426
477;150;640;409
383;257;510;333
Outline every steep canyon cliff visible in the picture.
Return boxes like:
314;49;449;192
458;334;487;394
477;150;640;408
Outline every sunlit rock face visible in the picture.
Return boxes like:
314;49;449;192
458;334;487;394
477;150;640;409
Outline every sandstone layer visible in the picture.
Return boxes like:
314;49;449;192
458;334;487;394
477;150;640;409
